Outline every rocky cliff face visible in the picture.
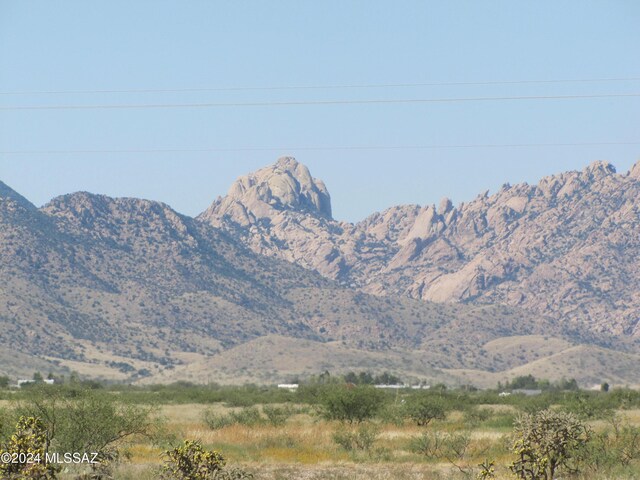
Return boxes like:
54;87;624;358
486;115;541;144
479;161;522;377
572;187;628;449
367;160;640;337
200;159;640;337
199;157;351;278
203;157;332;222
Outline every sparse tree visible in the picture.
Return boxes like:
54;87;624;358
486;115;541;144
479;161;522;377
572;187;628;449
16;384;157;476
321;385;384;424
405;395;447;427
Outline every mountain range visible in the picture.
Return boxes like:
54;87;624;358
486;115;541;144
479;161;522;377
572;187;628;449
1;158;639;387
201;157;640;338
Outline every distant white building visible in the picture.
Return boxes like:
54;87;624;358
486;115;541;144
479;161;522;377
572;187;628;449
277;384;298;391
374;384;430;390
17;379;55;388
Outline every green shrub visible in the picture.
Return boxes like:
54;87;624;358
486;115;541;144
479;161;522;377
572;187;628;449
410;429;472;470
203;411;234;430
482;411;517;429
409;430;446;457
231;407;262;427
441;431;472;465
515;395;554;414
108;383;293;406
332;423;380;452
321;385;384;424
561;393;614;420
203;407;263;430
377;402;405;426
462;406;491;426
262;405;292;427
608;388;640;409
14;384;156;464
583;414;640;474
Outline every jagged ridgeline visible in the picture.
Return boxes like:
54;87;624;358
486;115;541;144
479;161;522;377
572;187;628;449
1;158;639;386
200;158;640;337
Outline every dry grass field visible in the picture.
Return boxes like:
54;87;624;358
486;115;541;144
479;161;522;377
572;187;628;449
102;401;640;480
3;382;639;479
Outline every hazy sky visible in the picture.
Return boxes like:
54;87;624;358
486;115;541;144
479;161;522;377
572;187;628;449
0;2;638;221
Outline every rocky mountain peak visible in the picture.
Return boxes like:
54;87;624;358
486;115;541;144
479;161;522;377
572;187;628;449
583;160;616;179
438;197;453;216
201;157;332;226
629;160;640;180
274;156;302;172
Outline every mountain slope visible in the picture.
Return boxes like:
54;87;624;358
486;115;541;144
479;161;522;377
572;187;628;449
2;159;639;387
1;181;576;383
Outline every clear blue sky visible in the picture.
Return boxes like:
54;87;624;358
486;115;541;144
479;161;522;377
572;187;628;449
0;1;638;222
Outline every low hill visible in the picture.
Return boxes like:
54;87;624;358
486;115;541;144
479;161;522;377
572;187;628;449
147;334;640;388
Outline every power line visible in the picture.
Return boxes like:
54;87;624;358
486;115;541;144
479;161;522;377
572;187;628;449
1;93;639;111
1;76;639;96
1;142;638;155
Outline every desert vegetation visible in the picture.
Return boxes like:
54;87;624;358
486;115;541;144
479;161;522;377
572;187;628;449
0;374;639;479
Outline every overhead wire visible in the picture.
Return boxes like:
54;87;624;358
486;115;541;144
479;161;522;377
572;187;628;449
1;78;636;156
0;76;639;95
1;92;639;111
1;142;638;156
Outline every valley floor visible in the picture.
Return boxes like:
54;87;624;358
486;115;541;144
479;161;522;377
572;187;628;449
104;403;640;480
